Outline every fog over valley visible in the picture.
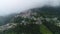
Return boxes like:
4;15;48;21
0;0;60;16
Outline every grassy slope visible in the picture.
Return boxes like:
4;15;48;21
40;24;53;34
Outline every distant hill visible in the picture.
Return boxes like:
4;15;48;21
31;6;60;17
0;13;17;26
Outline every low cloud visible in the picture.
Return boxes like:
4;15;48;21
0;0;60;16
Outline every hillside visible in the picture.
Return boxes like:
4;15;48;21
0;7;60;34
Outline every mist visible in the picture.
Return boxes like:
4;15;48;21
0;0;60;16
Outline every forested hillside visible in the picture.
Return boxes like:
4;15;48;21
0;7;60;34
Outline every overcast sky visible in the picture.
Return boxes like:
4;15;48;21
0;0;60;16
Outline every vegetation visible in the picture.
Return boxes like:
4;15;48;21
40;24;53;34
1;7;60;34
